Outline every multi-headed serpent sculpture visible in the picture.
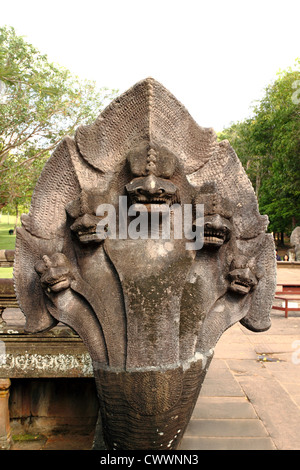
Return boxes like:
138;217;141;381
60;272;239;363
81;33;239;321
14;79;276;450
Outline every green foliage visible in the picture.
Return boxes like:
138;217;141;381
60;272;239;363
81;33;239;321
218;60;300;235
0;150;49;211
0;26;118;209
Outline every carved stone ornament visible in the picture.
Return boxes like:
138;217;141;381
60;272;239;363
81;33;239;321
14;78;276;450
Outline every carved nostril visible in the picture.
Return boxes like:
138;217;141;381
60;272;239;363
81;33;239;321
156;188;165;195
147;187;164;196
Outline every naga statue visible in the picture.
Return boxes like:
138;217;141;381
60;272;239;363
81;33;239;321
14;78;276;450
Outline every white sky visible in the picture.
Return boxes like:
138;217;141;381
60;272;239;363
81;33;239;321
1;0;299;131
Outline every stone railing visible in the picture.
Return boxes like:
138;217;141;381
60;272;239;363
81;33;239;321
0;272;94;449
0;250;15;268
0;321;93;449
0;279;18;326
276;261;300;269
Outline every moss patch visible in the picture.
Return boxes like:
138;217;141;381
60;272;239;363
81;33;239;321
12;433;46;441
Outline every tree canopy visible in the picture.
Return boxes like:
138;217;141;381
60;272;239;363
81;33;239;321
218;60;300;236
0;26;118;210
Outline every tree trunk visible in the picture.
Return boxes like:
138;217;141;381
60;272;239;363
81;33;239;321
255;164;261;198
292;216;297;228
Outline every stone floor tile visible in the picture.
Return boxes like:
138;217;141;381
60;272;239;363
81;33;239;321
236;374;300;450
193;397;257;419
180;437;276;450
200;378;245;397
43;434;93;450
185;419;268;438
214;343;258;360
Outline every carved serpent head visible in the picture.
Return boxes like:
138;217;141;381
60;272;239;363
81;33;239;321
227;257;259;295
66;189;110;244
35;253;74;293
125;143;181;208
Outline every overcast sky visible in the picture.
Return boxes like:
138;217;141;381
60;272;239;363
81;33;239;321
1;0;299;131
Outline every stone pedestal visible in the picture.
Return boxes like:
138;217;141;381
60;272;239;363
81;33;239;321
0;378;11;450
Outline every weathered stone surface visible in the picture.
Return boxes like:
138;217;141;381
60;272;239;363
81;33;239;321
290;226;300;261
0;326;93;378
0;378;12;449
0;278;19;325
14;78;276;450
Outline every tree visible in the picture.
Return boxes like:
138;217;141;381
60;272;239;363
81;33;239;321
0;149;49;231
0;26;118;209
218;60;300;237
218;120;265;197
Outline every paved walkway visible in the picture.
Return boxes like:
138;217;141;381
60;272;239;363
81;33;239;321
180;311;300;450
6;266;300;451
179;265;300;450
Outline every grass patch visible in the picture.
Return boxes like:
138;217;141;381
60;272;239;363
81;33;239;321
0;214;17;225
0;267;13;278
0;231;16;250
0;216;17;250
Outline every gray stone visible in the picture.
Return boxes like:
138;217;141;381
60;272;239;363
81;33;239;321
290;226;300;261
180;437;276;450
236;374;300;450
184;418;269;437
192;397;257;419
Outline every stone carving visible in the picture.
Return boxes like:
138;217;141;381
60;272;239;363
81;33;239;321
290;227;300;261
14;78;276;450
0;352;93;376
